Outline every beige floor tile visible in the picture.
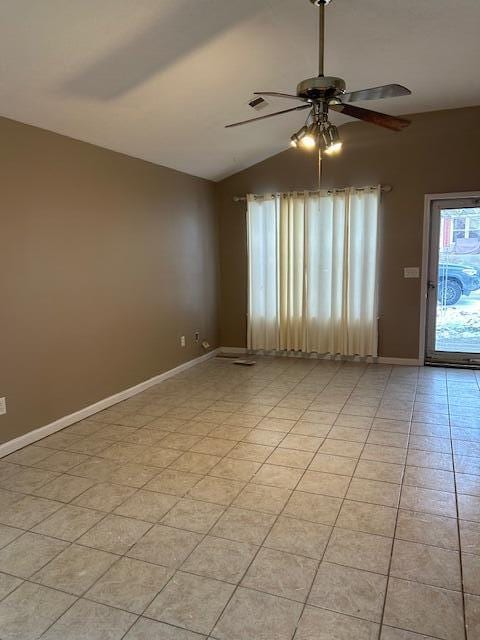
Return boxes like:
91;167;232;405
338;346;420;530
328;426;370;443
209;457;260;482
190;437;235;457
243;429;285;446
266;448;314;469
146;571;234;634
390;539;461;591
309;561;387;622
242;547;317;602
143;469;202;496
0;571;22;600
5;444;52;466
403;466;455;492
295;605;380;640
41;598;136;640
210;507;275;544
0;532;68;578
72;482;136;512
160;433;203;451
361;444;407;465
279;434;323;452
460;520;480;556
458;494;480;522
181;535;257;583
463;553;480;595
124;618;206;639
127;524;202;568
318;439;364;458
113;489;178;522
309;452;357;476
456;472;480;497
212;587;302;640
32;504;105;541
0;466;59;493
465;593;480;640
325;527;392;574
396;510;459;550
346;478;400;507
283;490;342;525
227;442;274;462
354;460;404;484
108;463;161;488
170;452;221;474
32;473;96;502
34;450;91;473
33;543;117;595
336;500;397;536
302;410;337;425
367;431;408;448
77;514;152;553
264;515;331;559
86;557;173;613
400;486;457;518
161;498;224;533
297;470;350;497
0;524;22;550
0;582;75;640
141;446;184;468
0;494;62;529
290;421;331;437
257;417;296;432
252;463;303;489
188;476;244;505
336;415;374;429
233;483;291;515
406;450;453;472
383;577;464;640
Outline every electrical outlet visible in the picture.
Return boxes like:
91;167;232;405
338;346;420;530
194;331;200;343
180;336;186;348
0;398;6;416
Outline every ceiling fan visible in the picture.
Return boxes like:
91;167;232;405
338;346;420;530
225;0;412;155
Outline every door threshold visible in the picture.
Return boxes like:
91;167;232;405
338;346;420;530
425;359;480;370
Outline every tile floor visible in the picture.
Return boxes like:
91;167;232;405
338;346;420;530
0;356;479;639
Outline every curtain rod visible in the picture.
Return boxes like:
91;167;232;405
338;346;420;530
233;185;392;202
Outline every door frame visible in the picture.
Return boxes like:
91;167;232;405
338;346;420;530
419;191;480;364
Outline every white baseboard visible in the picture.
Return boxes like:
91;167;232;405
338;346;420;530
0;348;220;459
377;357;424;366
220;347;423;367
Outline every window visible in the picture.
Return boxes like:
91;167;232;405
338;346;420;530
247;187;380;357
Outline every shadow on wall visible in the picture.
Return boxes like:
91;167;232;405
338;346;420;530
60;0;261;100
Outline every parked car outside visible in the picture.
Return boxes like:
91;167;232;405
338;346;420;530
438;263;480;305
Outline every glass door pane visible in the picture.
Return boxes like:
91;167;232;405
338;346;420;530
426;198;480;365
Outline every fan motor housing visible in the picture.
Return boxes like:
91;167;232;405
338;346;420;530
296;76;345;100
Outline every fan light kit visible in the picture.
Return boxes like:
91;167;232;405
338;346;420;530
226;0;412;162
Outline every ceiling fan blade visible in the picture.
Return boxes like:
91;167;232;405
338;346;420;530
341;84;411;103
225;104;310;128
254;92;309;102
330;103;410;131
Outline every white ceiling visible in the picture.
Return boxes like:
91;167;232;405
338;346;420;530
1;0;479;181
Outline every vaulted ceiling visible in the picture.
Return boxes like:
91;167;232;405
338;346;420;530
1;0;479;180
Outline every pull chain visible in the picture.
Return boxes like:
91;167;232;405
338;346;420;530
318;148;322;190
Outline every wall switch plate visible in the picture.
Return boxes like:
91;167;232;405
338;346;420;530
404;267;420;279
194;331;200;343
0;398;6;415
180;336;186;347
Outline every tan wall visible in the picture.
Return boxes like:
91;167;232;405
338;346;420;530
216;106;480;359
0;116;219;445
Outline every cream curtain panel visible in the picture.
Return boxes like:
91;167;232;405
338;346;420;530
247;187;380;357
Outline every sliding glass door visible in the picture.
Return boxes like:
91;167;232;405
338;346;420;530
426;197;480;365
